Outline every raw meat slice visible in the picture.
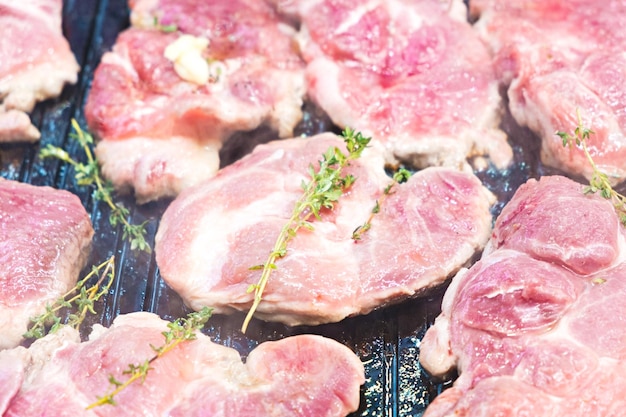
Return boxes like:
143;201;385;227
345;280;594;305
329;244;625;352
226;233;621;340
84;0;306;203
0;0;79;142
471;0;626;182
0;178;93;349
274;0;511;171
0;312;365;416
155;133;494;326
420;175;626;416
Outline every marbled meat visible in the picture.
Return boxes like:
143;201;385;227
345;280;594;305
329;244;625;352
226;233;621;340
0;178;93;349
271;0;511;170
420;175;626;416
471;0;626;182
155;133;494;326
85;0;306;203
0;0;79;142
0;312;365;416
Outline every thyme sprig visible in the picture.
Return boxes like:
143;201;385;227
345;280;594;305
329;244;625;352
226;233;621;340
87;307;213;409
241;128;371;333
23;256;116;340
40;119;151;252
352;168;412;241
153;16;178;33
557;111;626;226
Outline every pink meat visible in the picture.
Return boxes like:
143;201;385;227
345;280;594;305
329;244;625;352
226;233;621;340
420;175;626;416
0;312;365;416
155;133;494;326
0;178;93;349
490;174;620;274
85;0;306;203
275;0;511;170
471;0;626;182
0;0;79;142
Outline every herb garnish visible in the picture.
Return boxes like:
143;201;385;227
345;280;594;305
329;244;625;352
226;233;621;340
23;256;116;340
241;128;371;333
557;110;626;225
352;168;412;241
40;119;151;252
153;16;178;33
87;307;213;409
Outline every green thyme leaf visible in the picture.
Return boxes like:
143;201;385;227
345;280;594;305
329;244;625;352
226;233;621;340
39;120;151;253
558;109;626;225
352;167;412;242
23;256;116;340
241;128;371;333
87;307;213;410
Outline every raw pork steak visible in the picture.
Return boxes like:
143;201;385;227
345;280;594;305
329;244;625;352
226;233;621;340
272;0;511;170
0;0;79;142
85;0;306;203
155;133;494;326
420;176;626;416
471;0;626;182
0;312;365;416
0;179;93;349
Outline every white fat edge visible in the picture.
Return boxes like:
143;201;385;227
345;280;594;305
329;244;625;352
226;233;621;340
464;81;513;169
474;80;506;132
441;267;470;316
0;89;36;113
272;96;304;138
391;133;473;170
20;326;80;385
306;57;363;130
269;71;306;137
0;62;78;108
88;323;108;341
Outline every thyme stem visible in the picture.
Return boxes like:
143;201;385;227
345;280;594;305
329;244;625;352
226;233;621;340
40;119;151;252
241;128;370;333
352;168;412;241
23;256;116;340
557;110;626;225
87;307;213;409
